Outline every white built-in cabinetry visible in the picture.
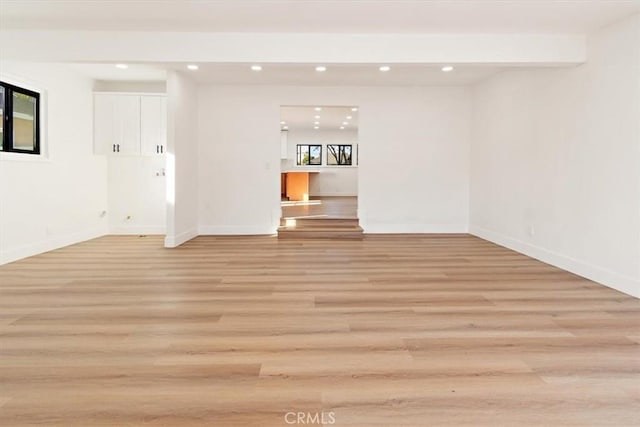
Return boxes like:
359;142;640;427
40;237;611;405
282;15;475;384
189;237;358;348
140;96;168;156
280;130;288;159
94;93;167;156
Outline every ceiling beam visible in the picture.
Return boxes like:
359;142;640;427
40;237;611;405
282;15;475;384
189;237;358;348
0;31;586;65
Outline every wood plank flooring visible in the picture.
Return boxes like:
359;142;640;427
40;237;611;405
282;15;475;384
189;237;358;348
0;234;639;426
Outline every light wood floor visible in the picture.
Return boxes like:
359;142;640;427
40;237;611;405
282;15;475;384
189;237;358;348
0;234;639;426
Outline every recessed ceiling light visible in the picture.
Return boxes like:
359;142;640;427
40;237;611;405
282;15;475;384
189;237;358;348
351;107;358;112
315;66;327;72
314;121;320;125
342;121;349;125
314;126;319;130
187;64;199;71
314;107;322;111
339;126;345;130
280;121;286;125
379;65;391;72
314;115;320;119
251;65;262;71
441;65;454;72
346;116;352;120
282;126;288;130
115;64;128;69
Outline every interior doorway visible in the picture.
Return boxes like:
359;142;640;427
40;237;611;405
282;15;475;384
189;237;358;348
277;105;361;238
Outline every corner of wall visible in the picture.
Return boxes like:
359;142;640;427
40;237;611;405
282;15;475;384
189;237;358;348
0;224;108;266
164;228;198;248
469;224;640;298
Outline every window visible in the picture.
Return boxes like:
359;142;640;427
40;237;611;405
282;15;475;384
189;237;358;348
327;144;352;165
296;144;322;166
0;81;40;155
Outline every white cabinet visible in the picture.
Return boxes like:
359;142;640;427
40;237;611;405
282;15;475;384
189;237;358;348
280;130;288;159
93;94;117;155
94;93;166;156
94;94;140;155
141;96;167;156
117;95;141;155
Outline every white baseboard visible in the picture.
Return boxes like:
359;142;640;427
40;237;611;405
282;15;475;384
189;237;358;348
470;224;640;298
199;225;277;235
164;227;198;248
0;224;108;265
363;223;469;234
109;225;166;235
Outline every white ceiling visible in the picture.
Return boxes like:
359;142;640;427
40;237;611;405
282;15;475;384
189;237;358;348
1;0;638;33
71;62;506;86
281;106;359;132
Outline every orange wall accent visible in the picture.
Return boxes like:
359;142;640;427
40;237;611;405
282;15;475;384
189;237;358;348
286;172;309;201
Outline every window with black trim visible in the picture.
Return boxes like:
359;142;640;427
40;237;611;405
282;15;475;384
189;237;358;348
327;144;352;165
0;81;41;155
296;144;322;166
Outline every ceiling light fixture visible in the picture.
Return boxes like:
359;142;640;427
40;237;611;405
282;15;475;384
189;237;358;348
342;121;349;125
314;115;320;119
379;65;391;72
314;107;322;111
315;66;327;72
314;121;320;125
339;126;345;130
187;64;199;71
351;107;358;112
314;126;319;130
115;64;128;69
280;121;286;125
441;65;454;72
282;126;289;130
346;116;352;120
251;65;263;71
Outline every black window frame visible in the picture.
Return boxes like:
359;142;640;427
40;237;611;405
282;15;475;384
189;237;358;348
327;144;353;166
0;81;41;155
296;144;322;166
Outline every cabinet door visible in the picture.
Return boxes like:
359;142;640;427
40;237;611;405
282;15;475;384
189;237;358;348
116;95;141;155
280;130;288;159
140;96;167;156
94;94;118;155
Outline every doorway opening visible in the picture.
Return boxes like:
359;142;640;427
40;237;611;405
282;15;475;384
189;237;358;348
278;105;362;239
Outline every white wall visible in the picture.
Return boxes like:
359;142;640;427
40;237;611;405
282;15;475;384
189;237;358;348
0;61;108;264
198;85;470;234
165;71;198;247
93;81;166;93
283;128;358;197
107;156;166;234
470;14;640;297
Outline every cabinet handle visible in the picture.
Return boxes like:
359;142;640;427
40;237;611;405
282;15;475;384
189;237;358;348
156;145;159;154
112;144;115;152
160;146;163;154
117;144;120;152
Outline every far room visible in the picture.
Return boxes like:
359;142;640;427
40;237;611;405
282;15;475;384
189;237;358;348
279;105;361;239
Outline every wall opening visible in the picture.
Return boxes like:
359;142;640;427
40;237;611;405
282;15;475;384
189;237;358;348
277;105;361;238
